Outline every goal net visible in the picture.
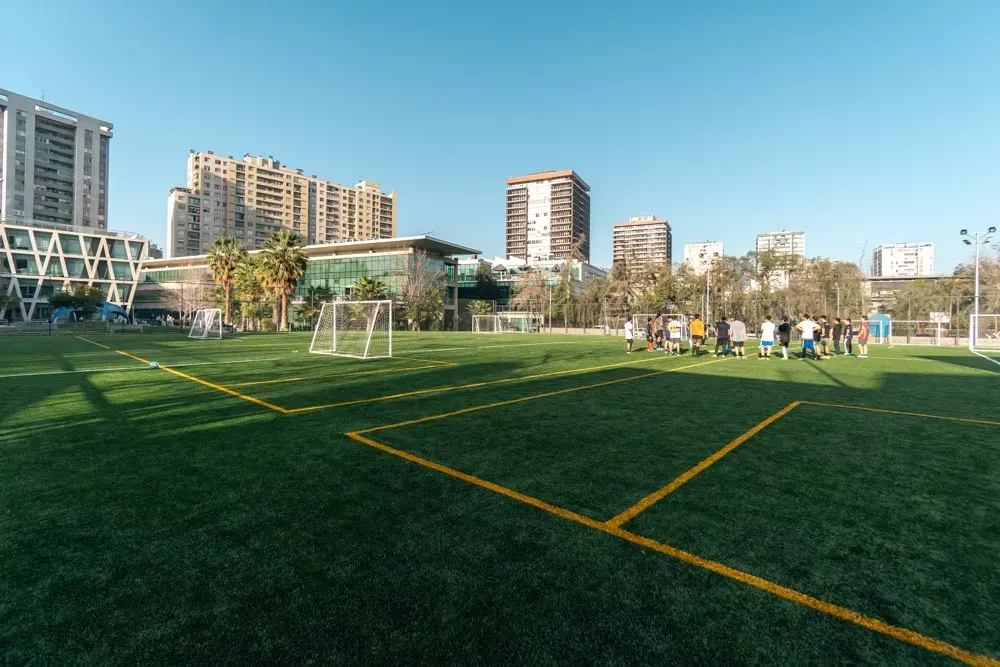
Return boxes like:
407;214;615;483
188;308;223;339
309;300;393;359
472;314;501;334
889;320;947;346
970;314;1000;352
497;312;543;333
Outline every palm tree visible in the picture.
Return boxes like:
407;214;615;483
234;256;265;331
354;275;387;300
259;230;307;332
206;237;247;325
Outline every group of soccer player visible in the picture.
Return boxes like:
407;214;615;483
624;313;872;359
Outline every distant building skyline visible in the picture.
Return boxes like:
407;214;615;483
612;216;671;267
872;242;934;278
166;151;396;258
683;241;725;273
756;230;806;259
505;170;590;262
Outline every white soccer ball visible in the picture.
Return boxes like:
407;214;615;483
149;361;160;369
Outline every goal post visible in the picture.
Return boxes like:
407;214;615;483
970;314;1000;353
188;308;223;339
309;300;393;359
472;314;501;334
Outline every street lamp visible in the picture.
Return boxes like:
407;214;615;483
699;251;720;321
961;227;997;342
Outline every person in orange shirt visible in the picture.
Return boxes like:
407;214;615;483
689;314;706;357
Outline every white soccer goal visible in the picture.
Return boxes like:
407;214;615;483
188;308;223;339
472;314;501;334
631;314;656;335
970;313;1000;356
309;300;393;359
497;311;543;333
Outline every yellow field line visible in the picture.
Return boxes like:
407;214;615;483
801;401;1000;427
226;363;441;388
114;350;288;414
344;431;999;667
74;335;110;350
288;350;690;415
606;402;802;528
350;358;726;431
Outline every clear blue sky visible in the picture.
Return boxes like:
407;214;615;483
5;0;998;272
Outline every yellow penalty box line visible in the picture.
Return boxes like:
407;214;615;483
114;350;288;414
74;335;110;350
287;348;696;415
344;431;997;667
606;401;802;528
351;358;727;433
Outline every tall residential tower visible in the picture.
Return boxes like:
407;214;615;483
755;230;806;258
0;88;112;229
612;216;672;267
505;170;590;262
872;243;934;277
167;152;396;257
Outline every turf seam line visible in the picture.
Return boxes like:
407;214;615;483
350;358;727;432
74;335;110;350
343;431;1000;667
800;401;1000;427
606;401;802;528
113;350;288;414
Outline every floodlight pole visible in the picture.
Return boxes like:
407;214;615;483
962;227;996;342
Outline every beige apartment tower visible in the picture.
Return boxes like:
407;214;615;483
612;216;672;267
506;170;590;262
167;152;396;257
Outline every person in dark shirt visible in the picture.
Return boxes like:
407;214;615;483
832;318;844;355
777;316;792;360
843;318;854;356
818;315;833;358
714;316;731;357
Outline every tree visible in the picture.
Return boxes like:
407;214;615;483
0;292;22;322
258;230;307;332
400;250;445;330
234;256;266;331
206;236;247;325
354;275;388;300
473;264;500;302
467;300;494;316
48;285;104;318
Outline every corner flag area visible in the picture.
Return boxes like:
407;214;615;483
2;331;999;664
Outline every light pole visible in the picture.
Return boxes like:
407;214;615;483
700;251;720;321
961;226;997;342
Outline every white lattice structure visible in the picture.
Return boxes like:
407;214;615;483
0;219;149;321
188;308;223;339
310;300;393;359
472;314;501;334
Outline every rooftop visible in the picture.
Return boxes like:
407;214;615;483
0;215;148;241
506;170;590;190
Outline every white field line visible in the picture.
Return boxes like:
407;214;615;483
971;350;1000;369
395;340;619;355
0;357;287;379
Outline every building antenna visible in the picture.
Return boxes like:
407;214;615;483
41;89;47;101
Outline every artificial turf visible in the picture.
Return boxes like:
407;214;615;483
1;330;998;664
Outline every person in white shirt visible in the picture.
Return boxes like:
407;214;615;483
759;316;776;360
796;314;820;360
624;316;635;355
666;316;683;355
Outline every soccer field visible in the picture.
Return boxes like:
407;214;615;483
2;331;999;664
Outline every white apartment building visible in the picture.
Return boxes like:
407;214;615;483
505;170;590;262
167;152;396;258
683;241;725;273
872;243;934;278
0;88;112;229
612;216;672;267
756;230;805;258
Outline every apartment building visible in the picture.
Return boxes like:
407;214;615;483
872;242;934;278
506;170;590;262
612;216;672;267
167;152;396;258
683;241;725;273
755;230;805;258
0;88;112;229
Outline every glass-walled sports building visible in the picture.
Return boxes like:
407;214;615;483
135;236;477;329
1;217;151;321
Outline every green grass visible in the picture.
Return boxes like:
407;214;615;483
2;331;999;664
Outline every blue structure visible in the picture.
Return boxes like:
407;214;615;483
51;302;131;323
868;313;892;339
